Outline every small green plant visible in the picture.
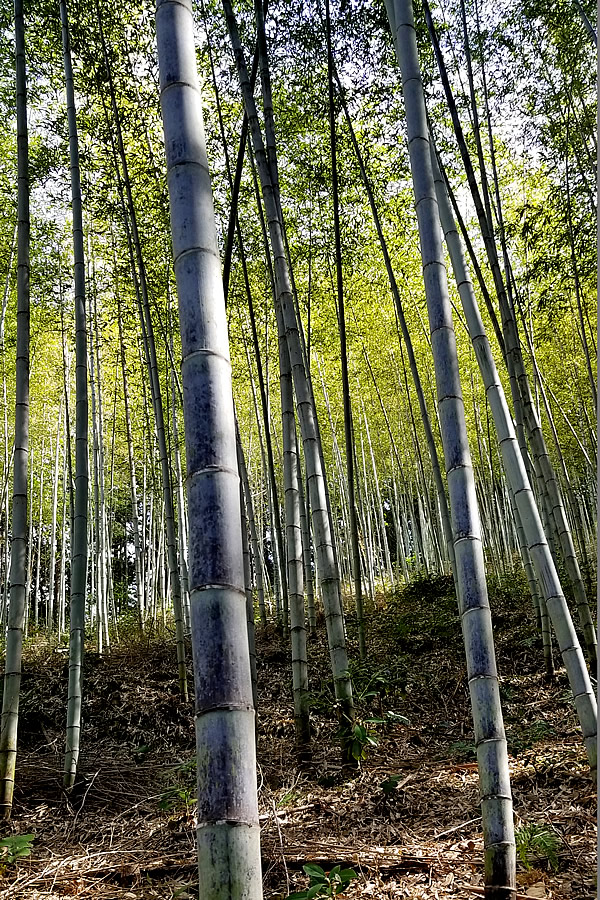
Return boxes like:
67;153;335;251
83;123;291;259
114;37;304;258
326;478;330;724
278;789;301;807
383;710;410;725
345;719;379;762
516;824;559;871
158;785;196;812
0;833;35;864
526;720;555;742
158;757;196;812
288;863;357;899
380;774;405;796
448;740;477;760
508;718;556;754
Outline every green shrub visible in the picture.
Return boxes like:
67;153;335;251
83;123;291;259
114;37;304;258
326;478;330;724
288;863;357;899
516;824;559;871
0;833;35;864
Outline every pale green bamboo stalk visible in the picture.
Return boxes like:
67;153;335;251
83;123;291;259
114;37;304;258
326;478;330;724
296;433;316;638
97;6;187;695
47;405;62;632
337;78;454;575
238;463;258;713
33;443;44;629
423;0;597;669
0;0;30;819
277;308;310;751
236;420;267;628
325;0;365;653
24;445;34;637
223;0;353;734
116;292;144;629
58;436;68;638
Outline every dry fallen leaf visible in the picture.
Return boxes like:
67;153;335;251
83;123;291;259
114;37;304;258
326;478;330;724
525;883;547;898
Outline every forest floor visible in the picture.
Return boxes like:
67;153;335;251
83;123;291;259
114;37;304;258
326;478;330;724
0;571;596;899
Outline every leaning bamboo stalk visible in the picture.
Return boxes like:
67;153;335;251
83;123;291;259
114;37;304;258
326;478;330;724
236;419;267;628
337;83;454;573
423;0;596;668
97;5;187;696
325;0;365;655
47;405;63;632
116;292;145;630
386;1;517;892
430;144;597;774
202;4;288;629
24;445;34;637
223;0;353;733
296;433;316;638
278;316;310;752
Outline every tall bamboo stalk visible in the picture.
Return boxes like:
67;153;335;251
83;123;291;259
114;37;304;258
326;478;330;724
223;0;354;736
325;0;365;655
386;0;516;892
97;1;187;696
0;0;30;819
423;0;597;668
156;0;262;892
430;144;597;773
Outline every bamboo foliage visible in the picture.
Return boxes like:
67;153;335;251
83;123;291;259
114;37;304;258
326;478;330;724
0;0;592;883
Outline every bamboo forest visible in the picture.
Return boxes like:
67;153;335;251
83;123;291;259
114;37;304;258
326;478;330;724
0;0;596;896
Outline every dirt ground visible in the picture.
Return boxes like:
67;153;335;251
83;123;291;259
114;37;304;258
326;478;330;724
0;573;596;899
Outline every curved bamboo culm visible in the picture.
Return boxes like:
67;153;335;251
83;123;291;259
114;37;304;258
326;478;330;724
430;148;597;776
155;0;263;895
222;0;354;733
60;0;89;789
385;0;517;894
421;0;597;671
0;0;30;819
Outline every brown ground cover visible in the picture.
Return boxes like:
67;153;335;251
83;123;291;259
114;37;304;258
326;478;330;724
0;572;596;899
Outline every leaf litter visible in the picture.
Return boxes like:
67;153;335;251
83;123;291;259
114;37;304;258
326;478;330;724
0;573;595;899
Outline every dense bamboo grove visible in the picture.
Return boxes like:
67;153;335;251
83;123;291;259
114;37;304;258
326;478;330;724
0;0;596;896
